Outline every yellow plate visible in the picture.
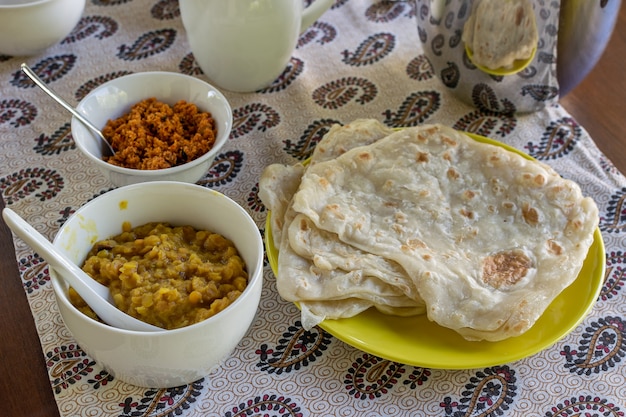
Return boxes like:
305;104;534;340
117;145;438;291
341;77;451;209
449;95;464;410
465;44;537;76
265;132;605;369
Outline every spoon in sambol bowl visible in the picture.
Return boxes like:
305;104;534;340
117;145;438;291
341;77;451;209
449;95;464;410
2;208;162;332
20;63;116;158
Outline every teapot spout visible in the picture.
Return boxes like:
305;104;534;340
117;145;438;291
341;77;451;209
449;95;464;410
301;0;334;33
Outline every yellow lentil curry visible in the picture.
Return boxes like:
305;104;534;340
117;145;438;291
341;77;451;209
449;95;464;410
69;222;248;330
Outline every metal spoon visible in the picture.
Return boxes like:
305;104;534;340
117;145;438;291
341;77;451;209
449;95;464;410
2;208;161;332
20;63;115;157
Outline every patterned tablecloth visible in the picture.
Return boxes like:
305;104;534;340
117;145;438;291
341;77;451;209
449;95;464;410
1;1;625;416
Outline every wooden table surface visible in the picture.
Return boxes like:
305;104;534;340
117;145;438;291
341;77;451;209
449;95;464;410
559;6;626;176
1;6;625;417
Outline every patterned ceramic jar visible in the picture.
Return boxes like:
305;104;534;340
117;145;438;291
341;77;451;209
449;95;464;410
415;0;621;114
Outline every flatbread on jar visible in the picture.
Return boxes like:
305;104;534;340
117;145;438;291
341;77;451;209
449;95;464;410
462;0;538;70
289;124;598;341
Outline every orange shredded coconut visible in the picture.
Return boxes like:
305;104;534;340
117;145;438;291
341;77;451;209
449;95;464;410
102;98;217;170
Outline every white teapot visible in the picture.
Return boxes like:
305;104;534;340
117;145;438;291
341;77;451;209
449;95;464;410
180;0;334;93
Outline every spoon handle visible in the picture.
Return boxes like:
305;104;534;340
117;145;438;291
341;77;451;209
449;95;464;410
1;208;161;332
2;208;111;299
20;63;105;140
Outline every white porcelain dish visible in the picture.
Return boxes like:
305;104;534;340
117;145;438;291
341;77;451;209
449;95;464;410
71;72;232;187
0;0;85;56
50;181;263;388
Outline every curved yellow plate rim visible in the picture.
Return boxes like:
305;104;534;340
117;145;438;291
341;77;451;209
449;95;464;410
265;132;605;369
465;44;537;76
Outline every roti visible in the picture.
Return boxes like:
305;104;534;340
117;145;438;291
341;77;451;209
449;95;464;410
462;0;538;70
260;120;424;328
261;121;598;341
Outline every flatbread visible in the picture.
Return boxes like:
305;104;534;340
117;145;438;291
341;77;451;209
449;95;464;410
260;119;424;328
290;124;598;341
258;162;305;248
259;119;394;244
462;0;538;70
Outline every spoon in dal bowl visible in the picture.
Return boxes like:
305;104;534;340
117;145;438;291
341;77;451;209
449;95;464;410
20;63;116;157
2;208;162;332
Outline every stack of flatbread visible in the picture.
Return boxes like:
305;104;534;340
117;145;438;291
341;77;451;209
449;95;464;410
259;120;599;341
462;0;538;70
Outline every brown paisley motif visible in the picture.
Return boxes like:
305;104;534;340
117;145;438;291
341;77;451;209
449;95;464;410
444;10;456;29
119;380;204;416
284;118;340;160
178;53;203;76
255;322;332;375
312;77;377;109
406;54;434;81
521;84;559;102
61;15;118;44
517;65;538;79
382;90;440;127
545;395;624;417
562;316;626;375
418;2;429;21
471;83;517;114
440;61;460;88
344;354;406;400
46;344;95;394
365;0;413;22
11;55;77;88
1;99;37;127
524;117;580;160
404;367;431;389
259;57;304;93
117;28;176;61
537;50;557;65
298;21;337;48
342;32;395;66
198;150;244;188
453;111;517;138
602;251;626;301
151;0;180;20
601;187;626;234
231;103;281;139
431;33;445;56
457;1;470;19
35;122;75;155
74;71;134;101
18;253;49;294
247;183;264;214
224;394;302;417
440;366;517;416
449;27;463;48
0;168;64;204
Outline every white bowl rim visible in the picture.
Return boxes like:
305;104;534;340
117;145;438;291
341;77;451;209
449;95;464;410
72;71;232;176
50;181;263;336
0;0;62;8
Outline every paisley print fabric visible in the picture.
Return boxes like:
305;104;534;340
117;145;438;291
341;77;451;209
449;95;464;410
0;1;625;416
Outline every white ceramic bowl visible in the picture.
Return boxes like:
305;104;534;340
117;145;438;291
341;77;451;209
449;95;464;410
72;71;232;187
50;182;264;388
0;0;85;56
